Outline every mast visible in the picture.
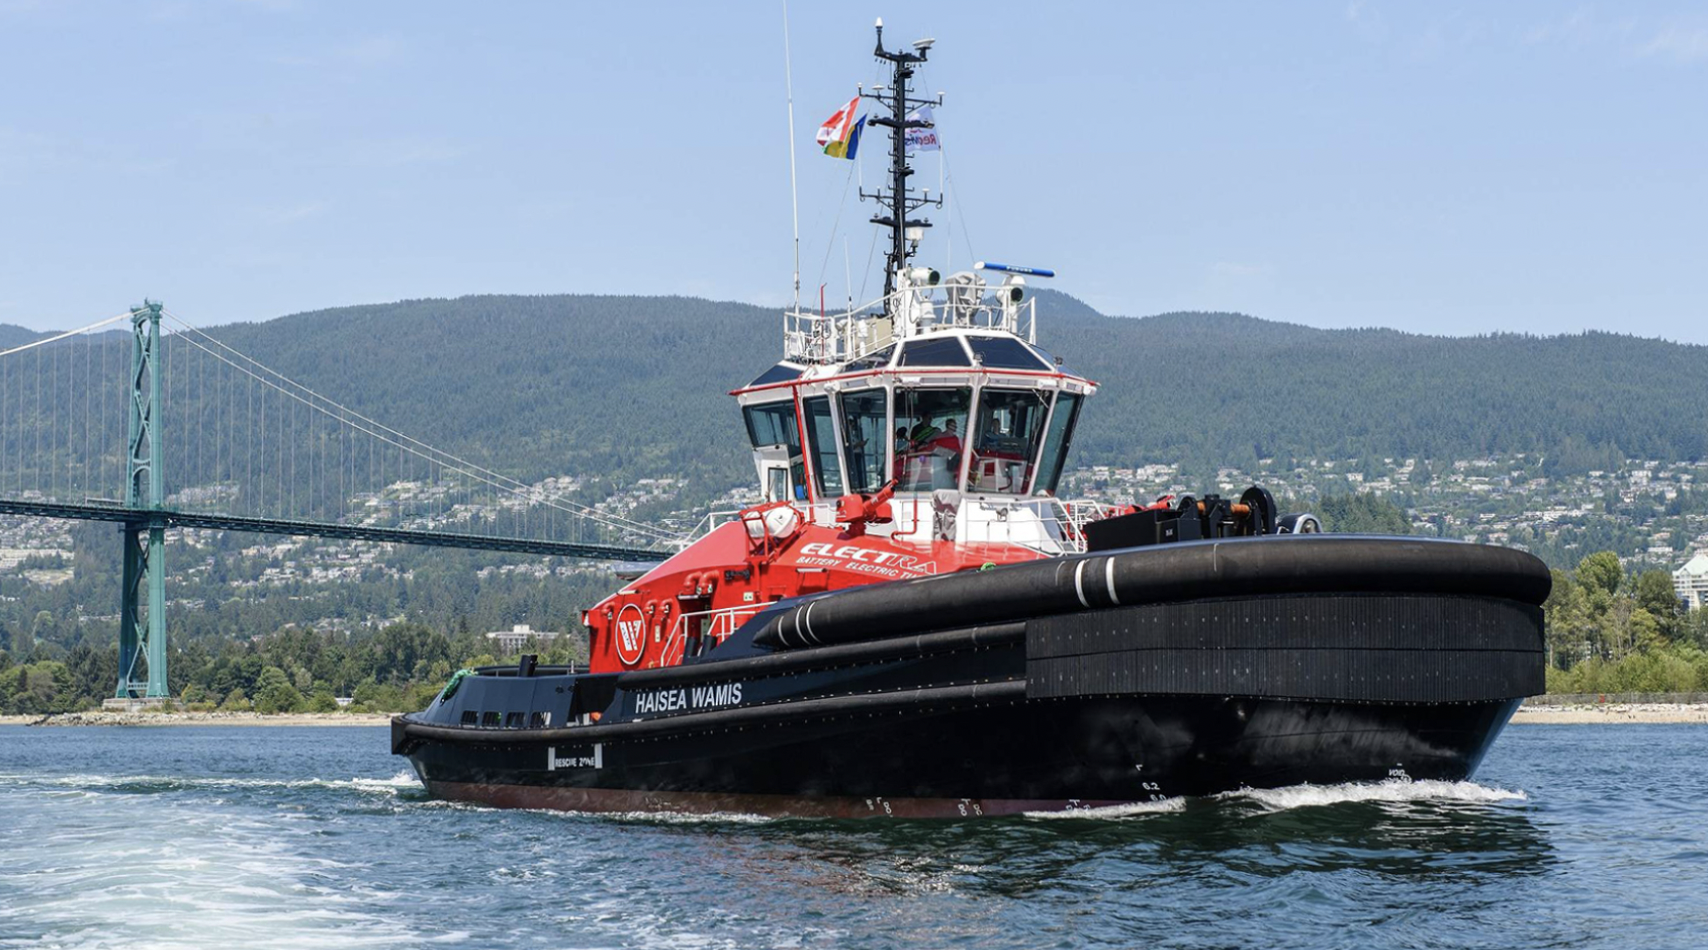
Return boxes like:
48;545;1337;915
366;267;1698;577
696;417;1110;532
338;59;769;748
861;19;943;309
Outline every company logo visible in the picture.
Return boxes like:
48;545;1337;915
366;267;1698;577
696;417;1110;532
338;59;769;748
614;604;646;667
795;542;937;578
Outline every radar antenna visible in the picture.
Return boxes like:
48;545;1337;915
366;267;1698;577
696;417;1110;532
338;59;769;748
860;19;944;310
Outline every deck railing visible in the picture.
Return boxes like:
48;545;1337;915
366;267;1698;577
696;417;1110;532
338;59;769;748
784;286;1037;365
658;600;778;668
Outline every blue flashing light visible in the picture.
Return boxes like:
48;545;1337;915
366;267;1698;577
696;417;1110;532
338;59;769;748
975;261;1055;278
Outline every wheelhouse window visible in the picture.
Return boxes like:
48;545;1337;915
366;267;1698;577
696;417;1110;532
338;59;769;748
743;400;806;501
802;396;844;498
844;343;895;372
744;400;798;449
894;388;970;491
746;362;804;387
840;388;890;493
899;337;972;367
969;389;1051;495
1033;392;1081;494
966;336;1052;370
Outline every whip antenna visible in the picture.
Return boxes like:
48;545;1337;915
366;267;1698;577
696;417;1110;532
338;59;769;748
782;1;801;310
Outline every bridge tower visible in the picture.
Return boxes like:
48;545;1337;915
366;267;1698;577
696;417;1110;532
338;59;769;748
116;300;168;699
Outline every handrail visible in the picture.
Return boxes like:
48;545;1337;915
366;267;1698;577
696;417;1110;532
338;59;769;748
784;288;1036;365
658;600;778;667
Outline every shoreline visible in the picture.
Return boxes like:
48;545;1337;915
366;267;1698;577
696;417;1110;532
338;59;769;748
1509;702;1708;725
6;703;1708;728
0;711;394;727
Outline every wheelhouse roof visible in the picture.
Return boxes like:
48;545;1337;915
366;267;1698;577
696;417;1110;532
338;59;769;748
733;328;1087;398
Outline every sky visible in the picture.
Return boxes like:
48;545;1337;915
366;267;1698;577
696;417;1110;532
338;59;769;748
1;1;1705;342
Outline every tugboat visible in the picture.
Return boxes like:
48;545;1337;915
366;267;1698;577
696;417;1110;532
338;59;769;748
392;23;1550;818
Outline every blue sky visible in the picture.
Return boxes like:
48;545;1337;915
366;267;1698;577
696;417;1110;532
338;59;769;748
2;1;1705;342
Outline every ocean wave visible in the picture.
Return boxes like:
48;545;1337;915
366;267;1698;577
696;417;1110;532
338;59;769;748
1023;797;1188;819
0;803;425;949
0;770;422;795
1218;778;1528;812
528;806;776;825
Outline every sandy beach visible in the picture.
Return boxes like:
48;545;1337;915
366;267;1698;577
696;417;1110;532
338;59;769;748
1510;703;1708;725
0;711;394;727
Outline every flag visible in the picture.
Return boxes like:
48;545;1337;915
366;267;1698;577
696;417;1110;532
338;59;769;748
824;115;865;160
815;95;859;149
904;105;940;152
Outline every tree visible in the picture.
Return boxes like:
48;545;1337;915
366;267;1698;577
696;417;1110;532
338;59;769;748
1628;608;1664;655
8;621;33;658
1319;493;1411;535
1543;568;1593;669
1576;551;1624;599
30;611;54;647
253;666;305;714
1634;570;1683;641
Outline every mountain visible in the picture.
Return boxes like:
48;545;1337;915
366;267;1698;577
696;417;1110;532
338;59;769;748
12;291;1708;504
1046;304;1708;476
0;326;46;350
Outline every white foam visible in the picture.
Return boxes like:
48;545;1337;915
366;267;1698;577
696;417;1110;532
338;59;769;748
0;771;422;795
529;807;775;825
0;798;425;949
1024;797;1188;819
1219;778;1528;812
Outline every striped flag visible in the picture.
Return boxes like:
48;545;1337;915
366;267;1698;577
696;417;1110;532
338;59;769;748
816;95;863;159
824;115;865;160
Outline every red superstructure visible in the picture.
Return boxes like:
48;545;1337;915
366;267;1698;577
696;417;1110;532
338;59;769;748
578;21;1109;675
584;299;1106;673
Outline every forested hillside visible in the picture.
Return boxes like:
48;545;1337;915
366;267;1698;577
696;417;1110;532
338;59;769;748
0;326;44;349
1052;307;1708;476
4;290;1704;501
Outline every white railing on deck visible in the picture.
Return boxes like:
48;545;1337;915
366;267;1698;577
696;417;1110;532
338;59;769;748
683;495;1122;555
784;286;1037;365
659;601;777;668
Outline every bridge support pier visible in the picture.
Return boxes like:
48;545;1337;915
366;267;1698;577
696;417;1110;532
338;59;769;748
116;519;168;698
116;300;168;700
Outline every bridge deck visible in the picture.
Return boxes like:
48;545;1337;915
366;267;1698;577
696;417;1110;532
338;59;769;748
0;499;672;562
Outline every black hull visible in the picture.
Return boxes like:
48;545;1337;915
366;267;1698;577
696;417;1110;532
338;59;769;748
402;695;1519;818
393;537;1548;818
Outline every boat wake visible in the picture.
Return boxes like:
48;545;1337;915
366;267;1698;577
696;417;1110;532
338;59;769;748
1023;798;1188;820
549;809;777;825
0;770;424;796
1218;778;1527;813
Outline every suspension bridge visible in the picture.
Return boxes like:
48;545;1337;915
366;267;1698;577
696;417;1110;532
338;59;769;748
0;302;680;701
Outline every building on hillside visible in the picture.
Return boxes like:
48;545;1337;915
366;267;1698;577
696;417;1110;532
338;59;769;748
484;623;563;653
1674;554;1708;610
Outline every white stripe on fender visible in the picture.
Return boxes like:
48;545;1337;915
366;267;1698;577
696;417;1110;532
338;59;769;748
803;600;820;644
1073;559;1091;608
1106;557;1120;605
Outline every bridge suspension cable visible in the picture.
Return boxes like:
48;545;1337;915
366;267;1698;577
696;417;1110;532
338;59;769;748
160;310;685;547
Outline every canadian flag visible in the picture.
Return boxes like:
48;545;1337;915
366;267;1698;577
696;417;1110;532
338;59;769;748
815;95;859;147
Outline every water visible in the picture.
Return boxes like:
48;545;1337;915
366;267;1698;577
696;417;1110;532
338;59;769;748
2;725;1705;950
